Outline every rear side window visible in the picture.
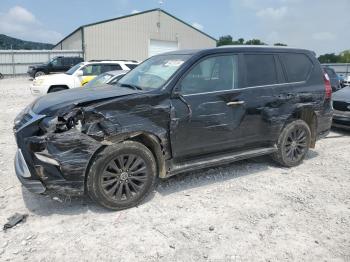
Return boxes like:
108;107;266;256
126;64;138;70
244;54;278;87
280;53;313;82
102;64;122;72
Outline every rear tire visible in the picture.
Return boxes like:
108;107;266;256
87;141;157;210
272;120;311;167
48;86;67;93
34;71;45;78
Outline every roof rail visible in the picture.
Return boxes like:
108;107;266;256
88;59;138;63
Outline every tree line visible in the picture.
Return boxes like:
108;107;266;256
217;35;350;64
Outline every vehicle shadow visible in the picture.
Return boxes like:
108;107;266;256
329;127;350;137
22;150;318;215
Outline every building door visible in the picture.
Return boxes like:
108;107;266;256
149;39;178;57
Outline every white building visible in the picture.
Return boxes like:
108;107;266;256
53;9;217;61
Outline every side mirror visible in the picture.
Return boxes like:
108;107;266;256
171;86;182;98
76;70;83;77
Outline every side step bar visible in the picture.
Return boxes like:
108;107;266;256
169;147;277;176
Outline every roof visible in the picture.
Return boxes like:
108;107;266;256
53;9;217;48
163;45;314;56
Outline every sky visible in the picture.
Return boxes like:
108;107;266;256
0;0;349;55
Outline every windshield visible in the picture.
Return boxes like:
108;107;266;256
65;63;83;75
117;54;191;90
84;72;114;88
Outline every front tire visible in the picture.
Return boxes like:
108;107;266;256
272;120;311;167
34;71;45;78
87;141;157;210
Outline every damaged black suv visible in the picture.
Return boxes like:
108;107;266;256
14;46;333;210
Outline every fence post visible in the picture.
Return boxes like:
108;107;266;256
11;50;15;78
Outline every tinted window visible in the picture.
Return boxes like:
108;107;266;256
181;55;238;95
280;53;312;82
102;64;122;72
126;64;138;70
62;58;71;66
245;54;277;87
51;57;62;67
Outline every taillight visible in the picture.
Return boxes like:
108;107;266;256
323;72;332;99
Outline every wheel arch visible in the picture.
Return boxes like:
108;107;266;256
84;131;167;193
48;85;69;93
285;107;317;148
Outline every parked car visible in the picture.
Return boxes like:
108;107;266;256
27;56;84;78
323;67;341;92
332;86;350;129
14;46;333;210
337;74;345;87
30;60;139;95
84;70;128;88
343;75;350;87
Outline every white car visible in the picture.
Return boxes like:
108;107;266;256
30;60;139;95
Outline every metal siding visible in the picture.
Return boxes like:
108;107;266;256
60;29;82;50
84;10;216;61
0;50;83;76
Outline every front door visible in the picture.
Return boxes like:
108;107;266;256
170;54;246;159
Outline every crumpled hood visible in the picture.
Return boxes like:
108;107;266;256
32;84;139;116
333;86;350;102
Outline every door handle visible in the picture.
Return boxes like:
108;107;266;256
227;101;245;106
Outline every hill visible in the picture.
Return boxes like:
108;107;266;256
0;34;54;50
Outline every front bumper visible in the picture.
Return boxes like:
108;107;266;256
14;149;46;194
30;84;49;96
13;110;102;196
332;110;350;130
27;69;35;78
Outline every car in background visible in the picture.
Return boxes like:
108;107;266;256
0;72;3;79
338;74;345;88
84;70;128;88
30;60;139;95
323;67;341;92
343;75;350;87
27;56;84;78
332;86;350;129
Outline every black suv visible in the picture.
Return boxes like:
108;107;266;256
14;47;333;210
27;56;83;78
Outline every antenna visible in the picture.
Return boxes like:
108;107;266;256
159;0;164;8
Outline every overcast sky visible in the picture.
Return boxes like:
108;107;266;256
0;0;349;55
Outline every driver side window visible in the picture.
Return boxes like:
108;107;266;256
180;55;238;95
51;57;62;67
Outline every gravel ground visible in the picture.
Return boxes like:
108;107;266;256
0;78;349;262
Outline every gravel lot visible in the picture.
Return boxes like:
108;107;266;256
0;78;349;262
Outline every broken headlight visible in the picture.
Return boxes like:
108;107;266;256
39;109;84;133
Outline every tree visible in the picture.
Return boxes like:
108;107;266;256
244;39;266;45
217;35;234;46
217;35;266;46
318;53;341;63
274;43;287;46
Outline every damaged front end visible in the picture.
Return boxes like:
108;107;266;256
13;103;121;196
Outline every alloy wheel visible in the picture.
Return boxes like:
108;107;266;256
100;154;148;201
